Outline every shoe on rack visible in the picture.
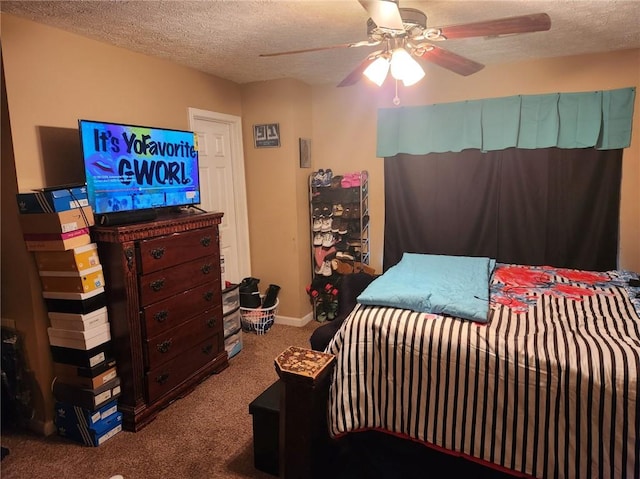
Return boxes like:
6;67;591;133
313;233;323;246
336;251;355;261
320;260;333;276
331;258;354;275
312;169;325;187
349;172;361;187
321;217;332;232
322;233;335;248
333;203;344;217
312;218;322;232
323;169;333;187
330;175;343;188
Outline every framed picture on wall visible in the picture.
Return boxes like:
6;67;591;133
299;138;311;168
254;123;280;148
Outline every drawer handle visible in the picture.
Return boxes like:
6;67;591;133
202;344;213;355
156;372;170;384
206;317;216;328
201;263;212;274
151;247;165;260
150;278;165;292
154;310;168;322
157;339;172;353
203;291;214;301
200;236;212;247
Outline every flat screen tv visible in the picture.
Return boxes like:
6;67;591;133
79;119;201;224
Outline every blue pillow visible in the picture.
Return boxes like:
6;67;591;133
357;253;495;322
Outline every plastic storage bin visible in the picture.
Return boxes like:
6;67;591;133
222;283;240;315
223;308;241;338
224;329;243;359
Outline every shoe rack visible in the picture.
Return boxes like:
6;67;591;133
307;170;371;322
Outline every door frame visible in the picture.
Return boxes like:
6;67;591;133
188;107;252;281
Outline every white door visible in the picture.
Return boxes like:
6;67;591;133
189;108;251;285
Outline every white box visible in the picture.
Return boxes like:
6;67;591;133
48;307;109;331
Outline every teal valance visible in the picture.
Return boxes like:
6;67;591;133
377;87;636;157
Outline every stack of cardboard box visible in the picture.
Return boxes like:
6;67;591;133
17;185;123;446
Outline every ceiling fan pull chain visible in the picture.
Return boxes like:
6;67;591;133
393;79;401;106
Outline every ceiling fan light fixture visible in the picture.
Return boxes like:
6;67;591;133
363;56;390;86
390;48;425;86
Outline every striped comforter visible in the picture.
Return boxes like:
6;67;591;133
326;265;640;479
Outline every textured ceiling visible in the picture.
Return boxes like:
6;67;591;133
2;0;639;86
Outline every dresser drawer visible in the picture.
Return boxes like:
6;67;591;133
146;335;223;403
142;284;221;338
145;308;223;369
137;226;219;274
138;255;219;307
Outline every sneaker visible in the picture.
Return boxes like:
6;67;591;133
331;219;340;233
336;251;355;261
321;218;332;232
321;205;332;217
322;233;335;248
312;169;325;187
312;218;322;231
323;169;333;187
333;203;344;217
313;233;323;246
320;260;333;276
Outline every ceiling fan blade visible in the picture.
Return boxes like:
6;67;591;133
337;51;383;87
259;40;378;57
359;0;404;30
417;45;484;76
436;13;551;39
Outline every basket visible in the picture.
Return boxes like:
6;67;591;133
240;298;278;335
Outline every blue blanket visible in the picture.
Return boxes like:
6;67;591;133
357;253;496;322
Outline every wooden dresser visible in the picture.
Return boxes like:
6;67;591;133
92;210;228;431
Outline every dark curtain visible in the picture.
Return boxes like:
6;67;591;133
383;148;622;272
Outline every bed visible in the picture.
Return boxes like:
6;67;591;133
323;254;640;479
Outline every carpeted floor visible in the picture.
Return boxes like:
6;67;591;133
1;320;322;479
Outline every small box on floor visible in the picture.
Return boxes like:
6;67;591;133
48;307;109;332
34;243;100;272
43;288;107;315
53;357;116;380
55;401;123;447
52;376;121;410
16;184;89;214
24;230;92;252
55;365;117;389
55;398;119;431
39;265;105;293
50;340;113;368
47;322;111;350
18;206;94;234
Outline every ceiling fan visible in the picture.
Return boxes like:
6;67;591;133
260;0;551;88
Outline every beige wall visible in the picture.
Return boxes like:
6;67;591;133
2;12;638;434
1;13;244;432
240;79;313;320
312;48;640;274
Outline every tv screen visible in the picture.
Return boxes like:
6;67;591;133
79;119;201;217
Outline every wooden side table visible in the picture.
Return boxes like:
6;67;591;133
274;346;336;479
